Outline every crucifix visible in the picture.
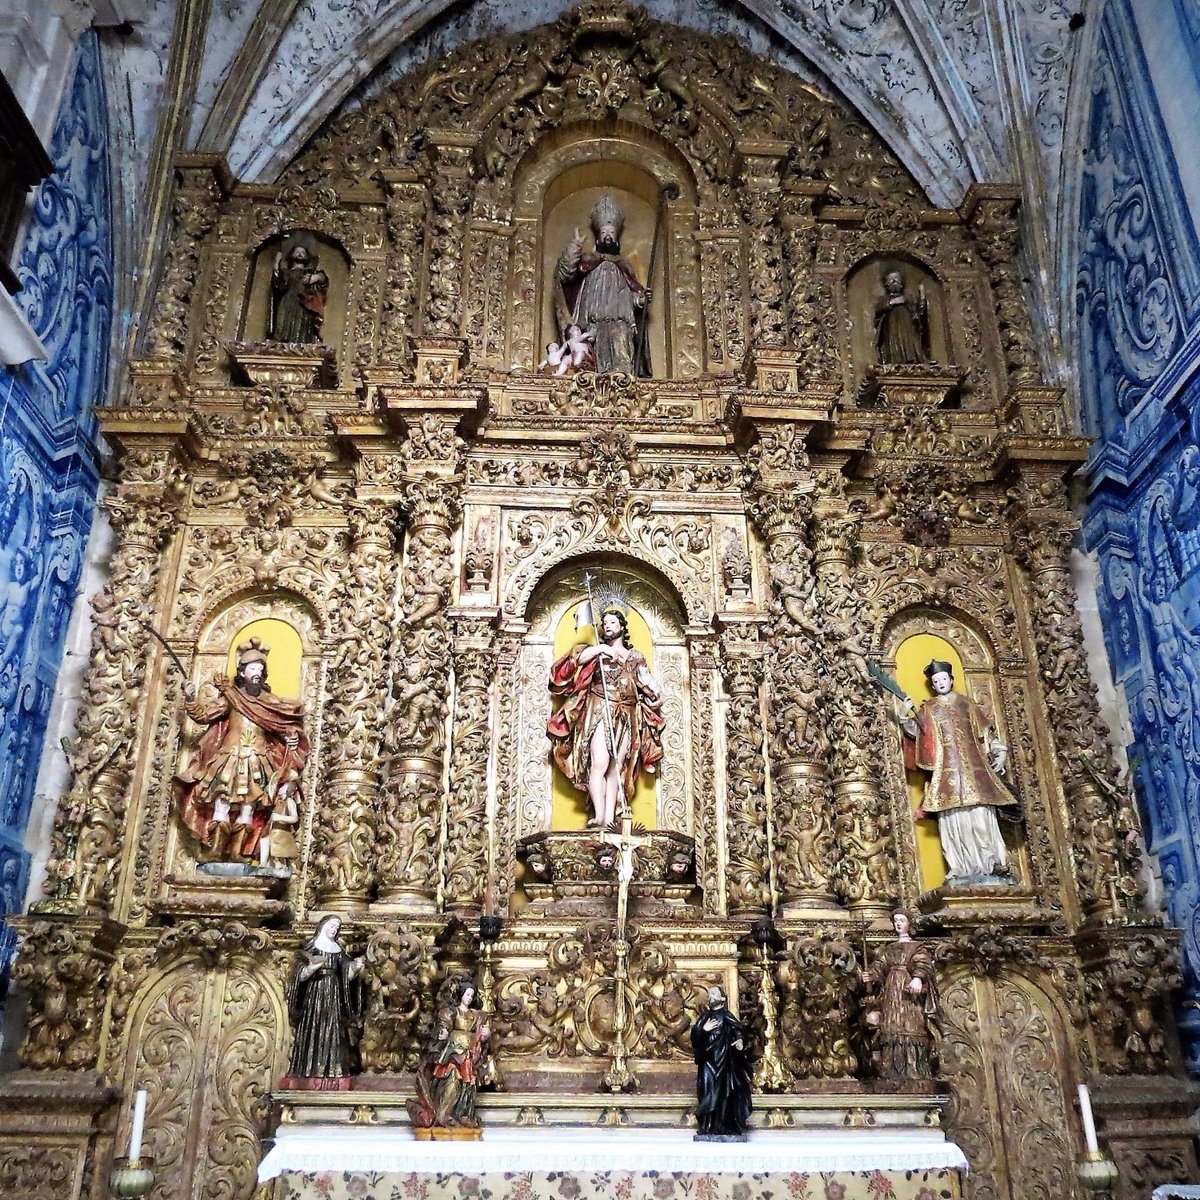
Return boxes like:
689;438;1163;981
599;813;652;1093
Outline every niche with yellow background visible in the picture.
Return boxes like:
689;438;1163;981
548;602;658;831
226;618;304;699
893;632;967;892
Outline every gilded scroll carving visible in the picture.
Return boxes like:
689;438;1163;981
312;504;399;908
41;479;178;913
717;621;770;915
359;925;437;1072
443;616;497;912
1010;475;1145;914
376;475;462;909
494;925;707;1060
776;935;860;1079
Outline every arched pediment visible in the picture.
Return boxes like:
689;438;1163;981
276;4;925;213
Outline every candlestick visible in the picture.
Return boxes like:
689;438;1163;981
1077;1082;1099;1154
128;1089;148;1161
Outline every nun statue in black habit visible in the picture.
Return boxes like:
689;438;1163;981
690;984;753;1140
284;915;365;1088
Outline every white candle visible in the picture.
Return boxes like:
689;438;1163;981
1077;1082;1099;1154
128;1089;148;1161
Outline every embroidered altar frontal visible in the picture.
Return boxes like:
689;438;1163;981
277;1170;962;1200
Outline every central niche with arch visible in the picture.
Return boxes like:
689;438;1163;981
512;124;703;379
511;558;696;915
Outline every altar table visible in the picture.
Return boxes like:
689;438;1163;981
261;1127;967;1199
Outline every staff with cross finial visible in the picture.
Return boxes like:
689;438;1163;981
581;571;621;809
600;815;653;1093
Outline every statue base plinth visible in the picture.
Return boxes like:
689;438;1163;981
695;1133;749;1142
916;880;1041;920
413;1127;483;1141
158;871;289;922
855;363;966;408
224;340;336;387
278;1076;353;1092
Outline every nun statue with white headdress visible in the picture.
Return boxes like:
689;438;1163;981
285;914;365;1086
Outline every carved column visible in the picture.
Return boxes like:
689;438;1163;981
749;487;839;914
781;181;836;385
374;475;462;912
442;614;498;914
1010;473;1145;920
717;617;771;916
738;141;798;392
381;169;426;370
962;185;1042;392
39;463;179;915
422;137;474;341
142;156;229;362
312;504;400;913
811;488;896;918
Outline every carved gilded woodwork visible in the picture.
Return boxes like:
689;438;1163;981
7;6;1197;1199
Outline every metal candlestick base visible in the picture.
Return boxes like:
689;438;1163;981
1076;1149;1118;1197
109;1156;155;1199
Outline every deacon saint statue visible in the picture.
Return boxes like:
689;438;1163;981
555;195;651;376
900;659;1018;886
547;605;664;829
862;910;939;1081
172;637;308;865
690;984;753;1140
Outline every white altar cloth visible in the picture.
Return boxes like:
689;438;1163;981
259;1125;969;1182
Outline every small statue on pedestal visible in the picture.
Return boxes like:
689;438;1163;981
861;910;939;1082
283;915;365;1090
900;659;1019;887
408;979;491;1139
690;984;753;1140
874;267;929;364
269;236;329;343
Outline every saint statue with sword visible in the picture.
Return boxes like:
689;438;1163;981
546;573;665;829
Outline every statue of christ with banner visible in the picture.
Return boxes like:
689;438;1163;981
546;575;665;829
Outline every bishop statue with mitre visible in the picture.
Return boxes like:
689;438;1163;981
555;194;651;377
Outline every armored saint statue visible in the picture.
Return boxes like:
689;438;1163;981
690;984;753;1140
172;637;308;866
269;236;329;343
555;195;651;376
900;659;1018;886
547;606;664;829
862;910;939;1081
874;268;929;364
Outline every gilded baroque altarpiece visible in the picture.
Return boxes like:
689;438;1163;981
0;6;1196;1200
